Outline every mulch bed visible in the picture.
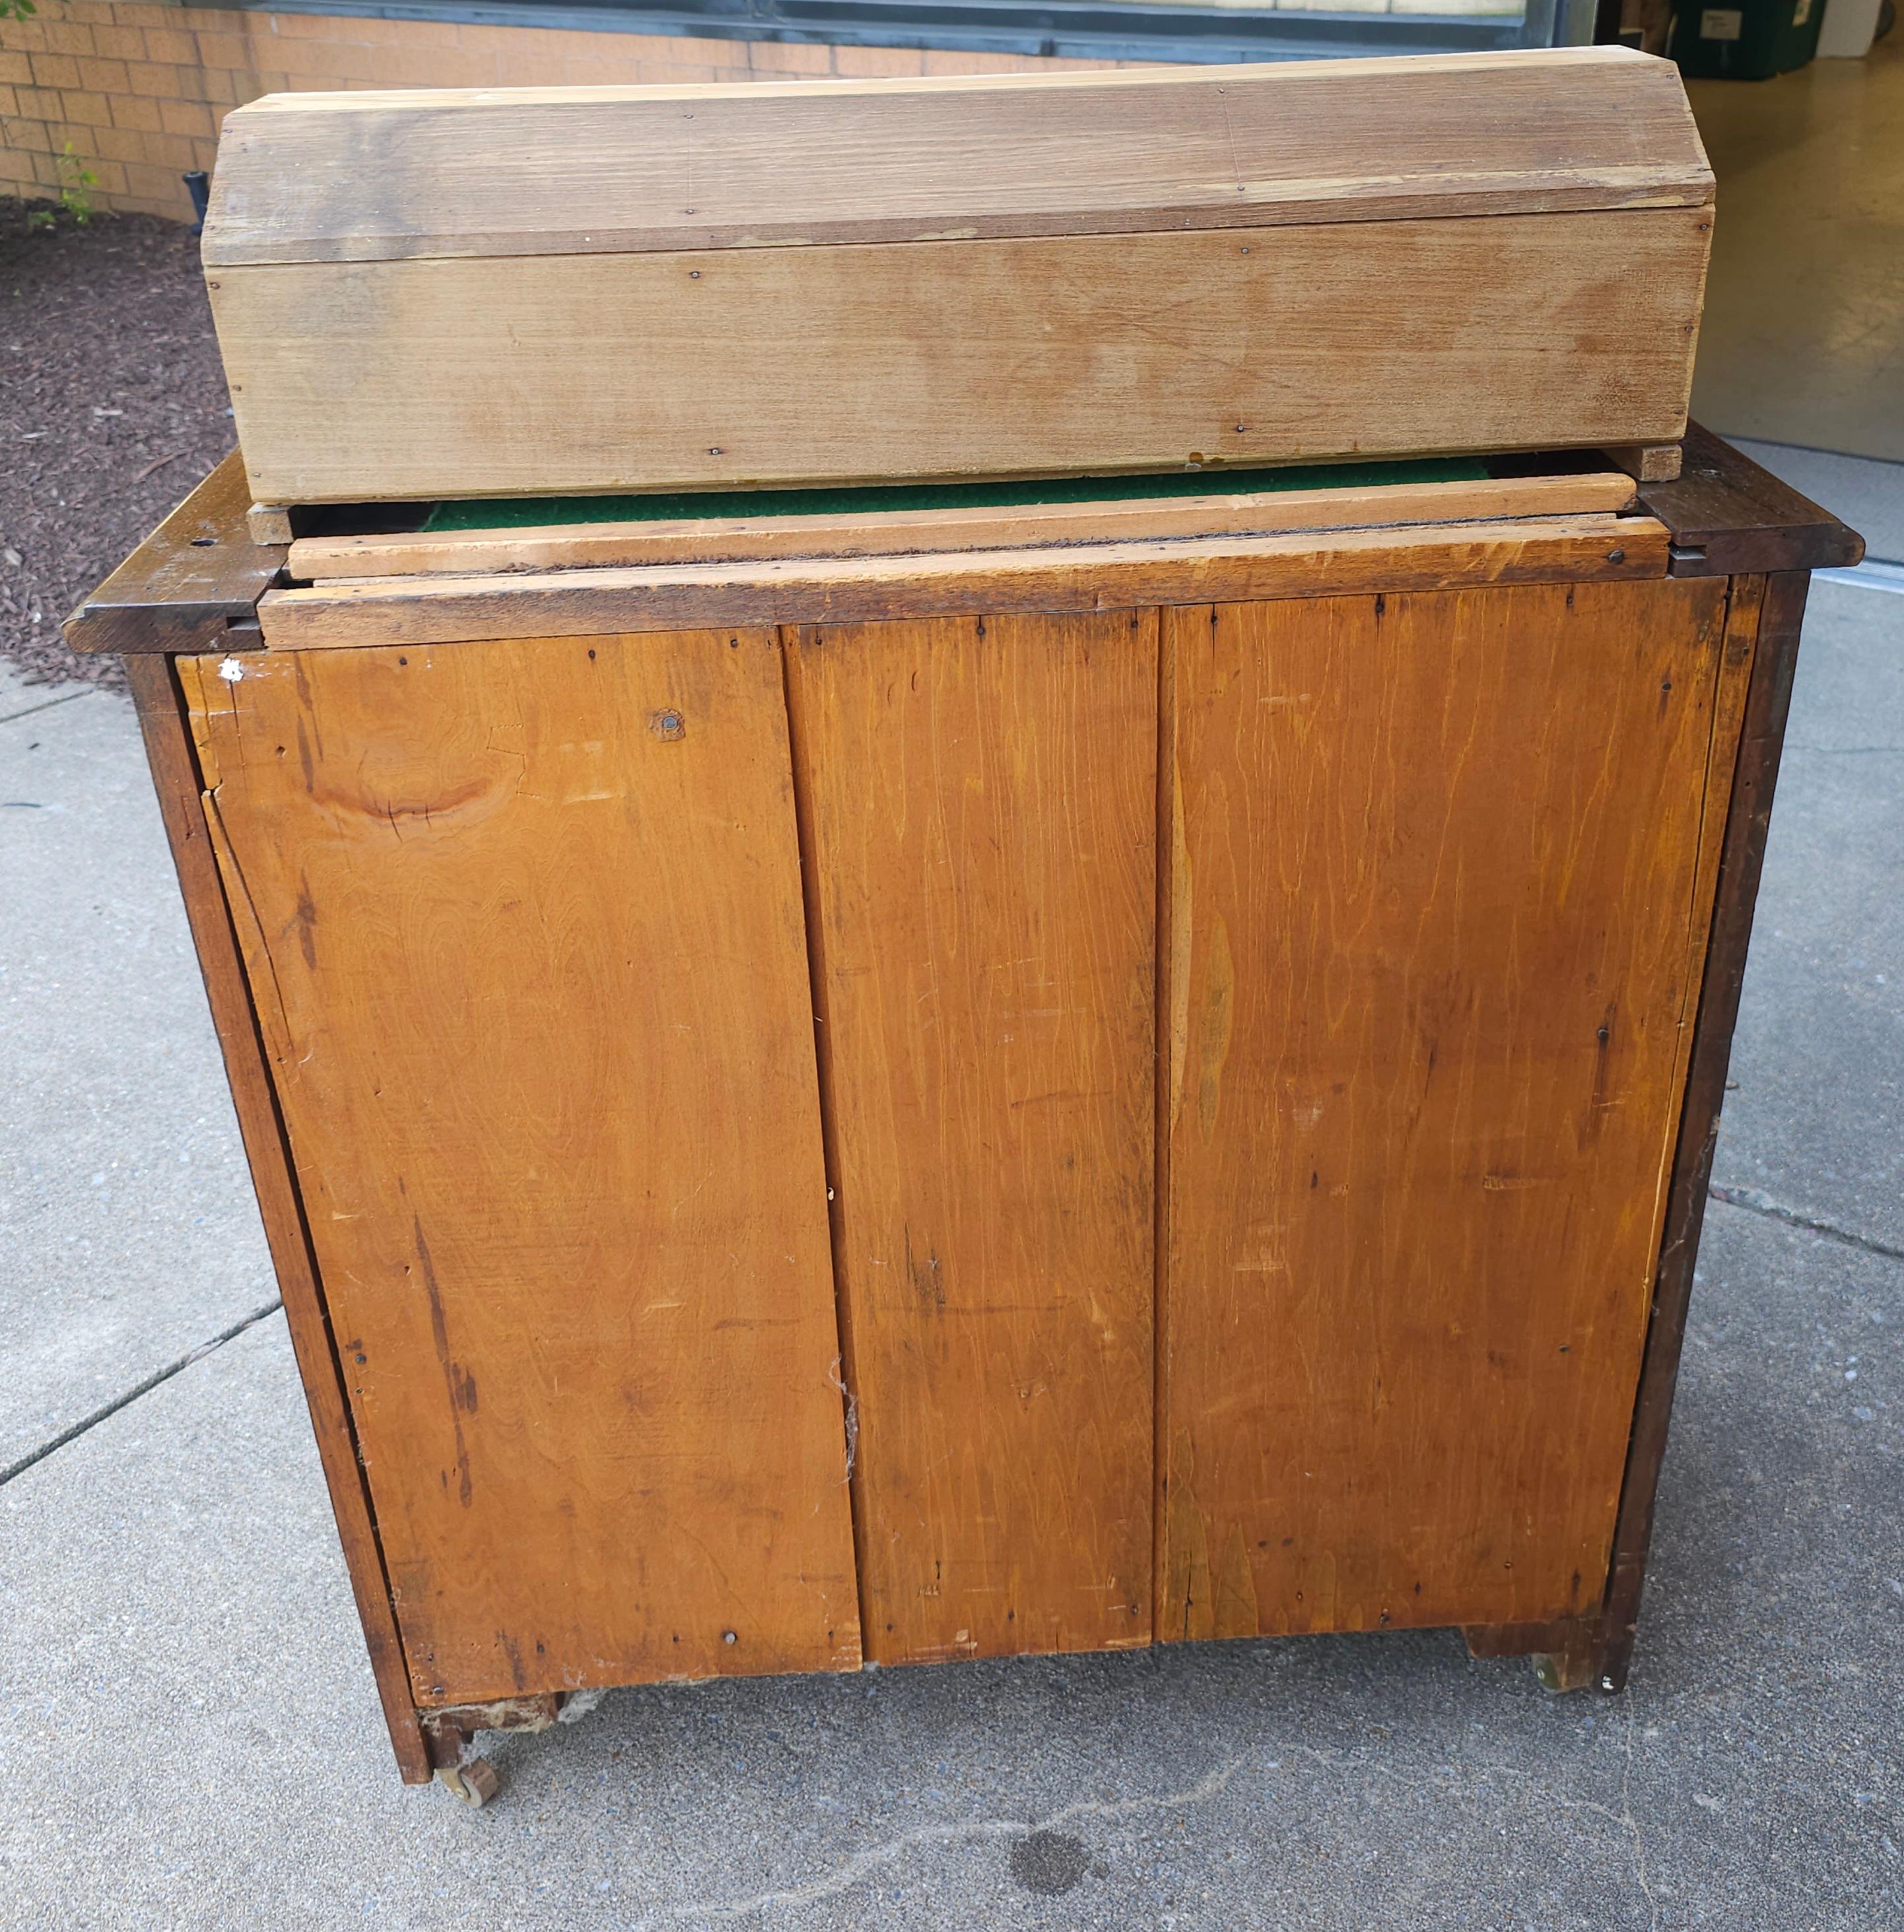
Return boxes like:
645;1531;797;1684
1;200;236;690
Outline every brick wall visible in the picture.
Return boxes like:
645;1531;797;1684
0;1;1148;222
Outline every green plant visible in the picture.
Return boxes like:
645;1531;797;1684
54;141;96;223
1;0;38;22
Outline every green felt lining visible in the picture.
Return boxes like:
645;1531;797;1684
419;457;1491;533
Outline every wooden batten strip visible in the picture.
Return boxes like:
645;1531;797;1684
257;516;1668;651
287;473;1639;583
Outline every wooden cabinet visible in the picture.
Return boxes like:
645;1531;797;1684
68;432;1859;1791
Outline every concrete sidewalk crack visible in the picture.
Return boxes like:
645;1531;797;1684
0;1298;284;1489
1707;1184;1904;1263
0;688;93;729
636;1752;1250;1925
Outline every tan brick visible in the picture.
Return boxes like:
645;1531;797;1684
921;48;1051;73
2;18;51;53
456;22;543;55
42;21;98;56
191;29;248;69
140;24;197;62
488;53;574;85
746;37;833;73
88;25;143;59
0;50;31;83
13;84;64;117
829;44;927;76
631;60;729;86
156;92;211;134
91;123;146;161
138;125;196;166
113;6;182;27
125;58;184;96
59;87;111;123
108;90;162;128
367;46;499;86
76;53;131;88
85;156;129;192
197;63;240;102
30;50;83;86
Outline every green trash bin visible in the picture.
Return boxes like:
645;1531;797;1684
1671;0;1825;77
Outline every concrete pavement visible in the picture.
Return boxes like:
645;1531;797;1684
1;461;1898;1928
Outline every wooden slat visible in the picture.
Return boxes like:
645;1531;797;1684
784;611;1157;1665
258;516;1669;651
62;453;283;655
178;631;859;1704
1596;572;1804;1689
122;655;431;1782
1641;423;1866;577
212;208;1710;504
287;474;1641;583
202;50;1711;267
1158;576;1734;1641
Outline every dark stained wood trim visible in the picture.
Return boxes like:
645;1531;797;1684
63;455;287;656
1592;570;1811;1692
123;653;432;1784
1642;425;1863;578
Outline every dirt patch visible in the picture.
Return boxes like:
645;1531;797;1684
1;200;236;690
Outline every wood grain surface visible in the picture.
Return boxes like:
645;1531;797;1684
213;209;1710;503
179;631;859;1704
287;475;1639;583
257;516;1669;651
125;655;432;1781
202;50;1709;266
1159;576;1737;1640
785;612;1157;1665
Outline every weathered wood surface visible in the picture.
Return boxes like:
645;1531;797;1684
1596;572;1804;1689
63;453;283;655
1643;424;1865;577
179;631;859;1704
1157;576;1742;1640
258;516;1668;650
287;474;1639;583
203;50;1711;267
123;654;432;1781
213;207;1709;504
785;612;1157;1665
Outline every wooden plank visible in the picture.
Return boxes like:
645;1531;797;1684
177;630;859;1704
211;207;1711;504
121;654;432;1783
247;502;294;546
259;516;1670;651
62;453;283;655
287;474;1641;583
784;611;1157;1665
1641;423;1866;576
1600;442;1682;483
203;49;1711;267
1596;572;1804;1690
1158;576;1734;1641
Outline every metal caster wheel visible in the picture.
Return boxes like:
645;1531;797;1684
436;1758;501;1809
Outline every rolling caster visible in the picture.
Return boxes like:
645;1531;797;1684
436;1758;500;1809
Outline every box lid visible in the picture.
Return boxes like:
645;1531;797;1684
201;46;1713;269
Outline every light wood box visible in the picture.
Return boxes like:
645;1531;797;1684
200;48;1715;506
67;436;1858;1797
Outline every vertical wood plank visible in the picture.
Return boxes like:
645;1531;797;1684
786;611;1158;1665
179;631;858;1704
1598;572;1800;1688
123;653;431;1782
1161;577;1735;1640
